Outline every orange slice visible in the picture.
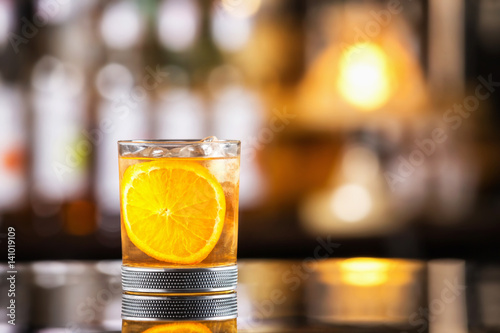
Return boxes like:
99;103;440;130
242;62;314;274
121;160;226;264
142;322;212;333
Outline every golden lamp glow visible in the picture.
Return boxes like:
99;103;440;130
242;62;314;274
340;258;390;286
337;43;391;111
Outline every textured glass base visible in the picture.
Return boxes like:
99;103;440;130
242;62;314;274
121;265;238;293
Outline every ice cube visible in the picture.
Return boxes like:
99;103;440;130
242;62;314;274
200;143;214;156
224;143;240;157
200;136;219;142
137;146;171;158
178;144;204;157
137;146;156;157
204;142;227;157
123;137;238;158
199;136;238;158
168;146;183;156
121;145;146;157
151;147;172;157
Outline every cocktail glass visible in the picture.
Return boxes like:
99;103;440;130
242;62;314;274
118;138;240;293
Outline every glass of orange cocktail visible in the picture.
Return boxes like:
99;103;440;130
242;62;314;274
121;293;238;331
118;138;240;293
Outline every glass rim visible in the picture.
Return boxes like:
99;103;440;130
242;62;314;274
118;139;240;146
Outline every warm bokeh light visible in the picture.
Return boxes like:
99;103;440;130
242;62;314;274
211;5;253;52
331;184;372;222
100;1;143;50
35;0;76;24
156;87;206;139
337;43;391;111
340;258;390;286
220;0;261;18
158;0;200;51
95;63;134;100
31;56;84;96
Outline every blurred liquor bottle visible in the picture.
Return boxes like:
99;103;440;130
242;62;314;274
26;1;101;257
154;65;208;140
94;62;149;244
209;0;307;211
0;0;30;258
31;55;95;238
0;81;28;225
94;0;150;247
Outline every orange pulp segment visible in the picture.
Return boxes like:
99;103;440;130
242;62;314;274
121;160;226;264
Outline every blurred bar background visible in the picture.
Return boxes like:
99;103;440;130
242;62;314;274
0;0;498;262
0;0;500;331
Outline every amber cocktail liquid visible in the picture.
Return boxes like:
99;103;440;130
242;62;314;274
118;139;240;294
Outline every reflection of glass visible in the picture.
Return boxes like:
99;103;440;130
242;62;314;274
122;319;237;333
121;293;238;332
119;139;239;293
